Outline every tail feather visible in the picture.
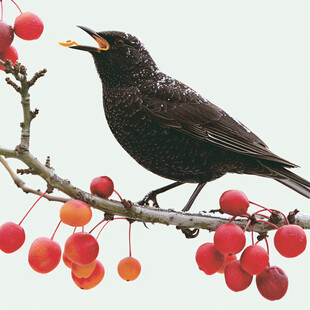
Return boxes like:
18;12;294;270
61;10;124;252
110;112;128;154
260;162;310;198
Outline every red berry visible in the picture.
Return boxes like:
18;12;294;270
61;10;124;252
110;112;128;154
240;245;269;275
256;266;288;301
90;176;114;198
60;200;92;227
0;45;18;70
64;232;99;265
224;260;253;292
72;260;105;290
0;21;14;51
117;257;141;281
14;12;44;40
217;254;237;274
274;225;307;258
195;243;225;275
0;222;25;253
28;237;61;273
219;190;249;216
214;223;246;254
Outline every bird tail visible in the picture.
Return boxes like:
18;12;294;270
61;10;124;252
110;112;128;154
261;163;310;198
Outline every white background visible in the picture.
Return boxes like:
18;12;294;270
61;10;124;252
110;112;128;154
0;0;309;309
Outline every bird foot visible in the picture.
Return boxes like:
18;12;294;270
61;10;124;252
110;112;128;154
138;191;160;208
176;226;200;239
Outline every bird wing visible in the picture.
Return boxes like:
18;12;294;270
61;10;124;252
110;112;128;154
140;76;297;168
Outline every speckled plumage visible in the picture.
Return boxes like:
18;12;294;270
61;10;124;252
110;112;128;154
72;29;310;199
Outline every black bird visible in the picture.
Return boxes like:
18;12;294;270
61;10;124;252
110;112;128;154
69;26;310;212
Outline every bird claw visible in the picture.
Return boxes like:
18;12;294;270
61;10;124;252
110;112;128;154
176;226;200;239
138;191;160;208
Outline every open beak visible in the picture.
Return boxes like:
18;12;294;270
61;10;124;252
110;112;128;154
65;26;110;53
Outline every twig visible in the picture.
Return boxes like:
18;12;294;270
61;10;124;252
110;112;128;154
0;156;69;203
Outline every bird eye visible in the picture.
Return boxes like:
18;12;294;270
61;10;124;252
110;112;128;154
115;39;125;47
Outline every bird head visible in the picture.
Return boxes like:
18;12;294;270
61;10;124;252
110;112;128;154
68;26;158;86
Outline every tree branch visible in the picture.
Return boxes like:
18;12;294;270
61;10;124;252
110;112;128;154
1;60;310;235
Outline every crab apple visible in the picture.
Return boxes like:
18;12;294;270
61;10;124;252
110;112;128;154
240;245;269;275
60;200;92;227
72;260;105;290
14;12;44;40
0;21;14;51
196;243;225;275
274;225;307;258
0;45;18;70
217;254;237;274
28;237;61;273
63;252;72;269
0;222;25;253
90;176;114;198
64;232;99;265
224;260;253;292
256;266;288;301
214;223;246;254
72;260;97;279
118;257;141;281
219;190;249;216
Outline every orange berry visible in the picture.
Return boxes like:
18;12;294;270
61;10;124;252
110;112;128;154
117;257;141;281
72;260;105;289
62;252;72;269
60;200;92;227
72;260;96;279
217;254;237;274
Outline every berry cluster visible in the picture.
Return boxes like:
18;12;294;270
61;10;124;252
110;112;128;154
0;176;141;290
196;190;307;301
0;0;43;70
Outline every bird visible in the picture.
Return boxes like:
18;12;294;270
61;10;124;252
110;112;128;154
68;26;310;213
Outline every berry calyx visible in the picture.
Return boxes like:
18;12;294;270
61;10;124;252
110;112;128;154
28;237;61;273
72;260;97;279
0;222;25;253
0;21;14;51
0;45;18;70
60;200;92;227
224;260;253;292
274;224;307;258
90;176;114;198
219;190;249;216
195;243;225;275
217;254;237;274
214;223;246;254
72;260;105;290
64;232;99;265
240;245;269;275
117;257;141;281
256;266;288;301
14;12;44;40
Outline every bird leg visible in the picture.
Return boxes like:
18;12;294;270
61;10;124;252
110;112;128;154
181;182;207;212
138;181;183;208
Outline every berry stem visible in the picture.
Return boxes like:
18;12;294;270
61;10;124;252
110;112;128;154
89;219;106;234
19;191;47;225
73;227;77;234
9;0;22;14
129;222;132;257
96;220;111;240
250;201;290;225
51;220;62;240
255;219;279;230
227;216;236;224
251;224;254;245
244;218;252;232
113;189;123;201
